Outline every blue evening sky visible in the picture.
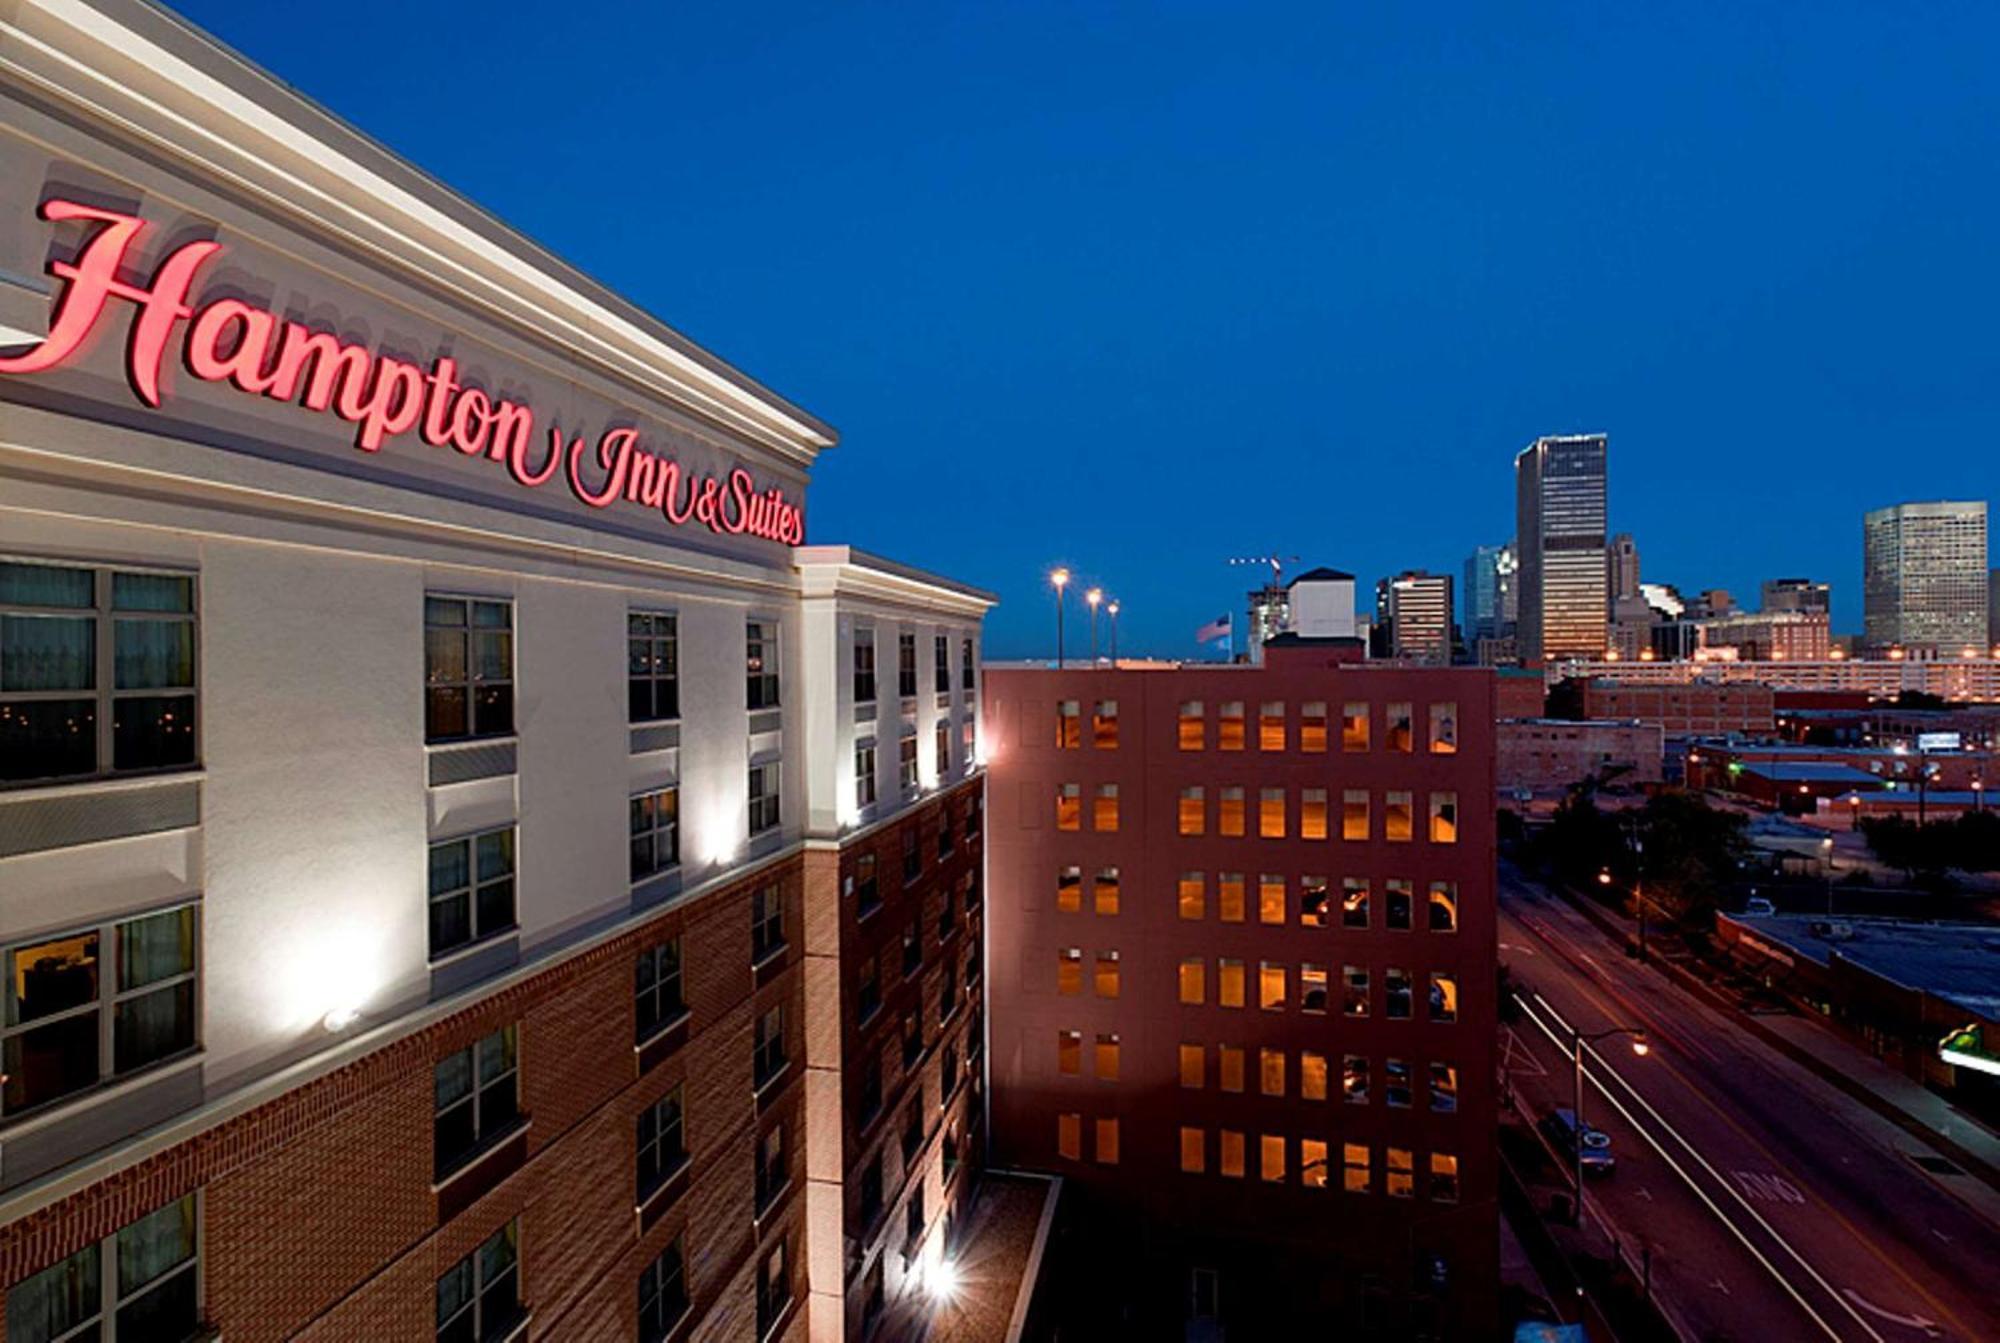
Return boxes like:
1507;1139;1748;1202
175;1;2000;656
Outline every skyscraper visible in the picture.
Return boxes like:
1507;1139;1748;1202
1607;533;1641;603
1515;434;1609;665
1862;501;1989;652
1376;570;1456;663
1463;542;1517;643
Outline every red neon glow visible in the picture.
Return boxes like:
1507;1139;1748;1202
0;198;804;545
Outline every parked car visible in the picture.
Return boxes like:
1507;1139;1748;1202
1744;896;1777;916
1541;1108;1616;1175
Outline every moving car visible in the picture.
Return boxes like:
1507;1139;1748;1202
1541;1108;1616;1175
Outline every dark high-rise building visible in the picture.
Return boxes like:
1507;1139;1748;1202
983;644;1498;1338
1515;434;1609;665
1462;543;1517;644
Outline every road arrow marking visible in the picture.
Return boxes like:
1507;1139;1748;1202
1841;1289;1940;1337
1636;1186;1655;1202
1710;1277;1731;1296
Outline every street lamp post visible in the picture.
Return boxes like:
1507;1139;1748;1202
1086;587;1102;662
1569;1026;1649;1224
1107;600;1120;663
1050;568;1070;669
1823;834;1835;917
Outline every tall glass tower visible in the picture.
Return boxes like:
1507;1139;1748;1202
1863;501;1988;652
1515;434;1609;665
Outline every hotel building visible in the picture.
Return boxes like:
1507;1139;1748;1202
982;638;1497;1339
0;3;992;1341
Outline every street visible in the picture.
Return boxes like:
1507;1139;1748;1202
1498;866;2000;1343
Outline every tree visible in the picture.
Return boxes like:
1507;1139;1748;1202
1859;815;1938;878
1544;788;1627;890
1635;790;1747;924
1544;677;1587;721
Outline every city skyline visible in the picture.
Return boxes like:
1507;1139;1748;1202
171;1;2000;658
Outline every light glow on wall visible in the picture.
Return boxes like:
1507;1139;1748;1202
274;918;393;1041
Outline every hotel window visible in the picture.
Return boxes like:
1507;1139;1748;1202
893;737;918;797
1386;968;1413;1019
636;1085;687;1200
1386;702;1413;753
1430;1062;1459;1113
1301;875;1330;927
1343;1142;1371;1194
1180;1126;1206;1174
854;852;880;915
1428;881;1459;932
1058;948;1083;995
5;1193;201;1343
1057;1029;1081;1075
630;786;679;881
1177;700;1205;750
628;611;679;723
1221;1130;1247;1178
0;905;197;1119
1386;1058;1412;1108
935;634;951;694
1385;791;1414;842
1258;962;1286;1011
1178;871;1206;920
638;1236;689;1343
1219;872;1246;923
1431;1153;1461;1202
747;620;781;710
1095;1033;1121;1081
752;884;785;962
1301;964;1328;1013
935;720;951;776
1259;1046;1286;1097
852;628;877;704
635;937;684;1043
1430;973;1459;1023
756;1239;790;1336
1301;1138;1330;1189
1095;1117;1120;1165
854;741;877;809
1057;864;1082;913
1257;874;1285;925
962;637;976;690
1218;786;1246;836
1093;783;1119;832
1429;701;1458;754
1055;699;1080;748
1301;788;1328;840
425;594;511;742
1343;966;1369;1017
1094;951;1121;998
748;761;782;835
897;632;918;698
1219;958;1246;1008
1177;957;1206;1005
1179;1043;1205;1088
1094;867;1121;915
1387;1147;1415;1198
1258;701;1286;751
963;717;977;766
1218;701;1245;751
434;1025;520;1178
1386;878;1413;931
901;1012;921;1069
1344;1054;1370;1104
1342;878;1369;928
1057;1113;1082;1160
1056;782;1081;831
1342;790;1369;840
1178;786;1205;835
437;1219;522;1343
1258;788;1286;838
1287;699;1325;753
1260;1135;1286;1183
753;1005;787;1088
1341;701;1369;752
857;956;880;1022
1430;792;1458;843
1301;1049;1328;1100
1218;1044;1245;1093
429;827;517;960
1093;699;1119;748
902;916;921;973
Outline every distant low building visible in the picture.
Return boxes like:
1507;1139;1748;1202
1498;718;1663;794
1584;679;1776;735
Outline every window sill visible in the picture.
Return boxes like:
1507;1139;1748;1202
751;941;789;973
424;732;519;750
636;1152;693;1218
753;1059;793;1101
428;925;521;971
634;1009;692;1056
0;766;205;802
754;1175;793;1225
0;1048;203;1140
432;1116;533;1192
630;863;683;891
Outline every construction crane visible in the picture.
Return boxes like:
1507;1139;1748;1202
1227;555;1300;585
1227;555;1301;659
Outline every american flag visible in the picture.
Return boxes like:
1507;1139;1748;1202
1195;613;1232;643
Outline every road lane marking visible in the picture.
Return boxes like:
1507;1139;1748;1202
1842;1290;1941;1337
1711;1277;1732;1296
1733;1170;1808;1205
1929;1228;1950;1244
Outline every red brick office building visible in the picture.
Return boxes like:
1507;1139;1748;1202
982;638;1498;1339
